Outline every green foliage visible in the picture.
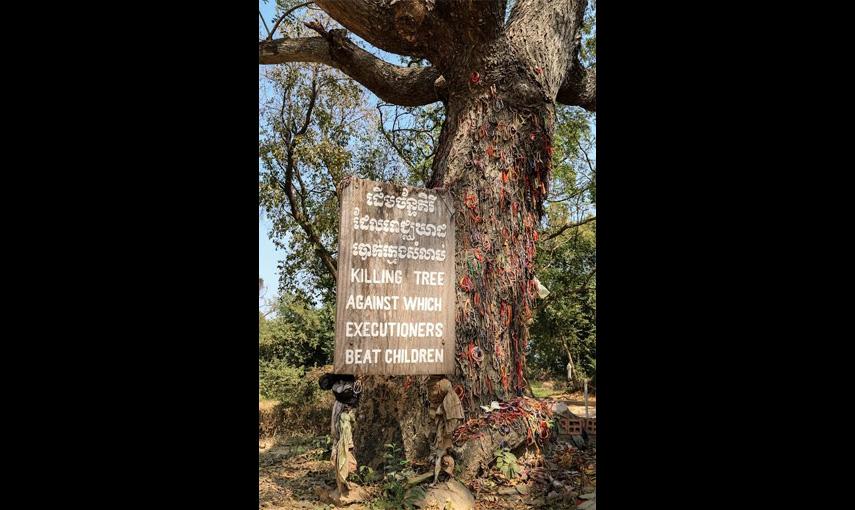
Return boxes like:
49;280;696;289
258;359;318;406
259;8;416;302
259;296;334;367
528;218;596;380
258;293;334;407
581;2;597;66
368;443;421;510
259;4;445;303
370;484;424;510
358;465;379;484
530;380;564;398
259;58;393;301
493;448;521;479
527;104;596;383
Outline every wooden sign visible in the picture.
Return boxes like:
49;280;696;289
334;177;456;375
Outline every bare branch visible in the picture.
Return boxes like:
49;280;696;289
281;150;338;280
267;2;315;40
293;76;319;222
260;36;442;107
577;137;595;173
259;10;272;39
542;215;596;241
547;182;592;204
297;74;319;136
377;105;416;170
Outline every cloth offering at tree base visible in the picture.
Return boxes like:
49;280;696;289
330;379;359;440
320;374;360;440
332;409;357;492
319;373;362;494
435;379;465;449
433;378;464;483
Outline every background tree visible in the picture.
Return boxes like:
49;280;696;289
528;105;596;388
259;0;596;476
259;46;409;303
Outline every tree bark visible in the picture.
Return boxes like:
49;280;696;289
351;82;555;467
352;36;572;483
259;35;442;107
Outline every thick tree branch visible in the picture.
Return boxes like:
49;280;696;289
260;36;441;107
507;0;588;100
557;64;596;111
312;0;426;57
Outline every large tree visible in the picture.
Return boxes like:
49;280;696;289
259;0;596;478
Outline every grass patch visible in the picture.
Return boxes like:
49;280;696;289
530;380;562;398
530;379;597;404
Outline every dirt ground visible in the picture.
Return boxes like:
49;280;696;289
259;393;596;509
549;391;596;419
259;441;374;510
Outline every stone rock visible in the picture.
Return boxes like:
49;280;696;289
552;402;571;416
580;492;596;500
497;483;531;496
577;498;596;510
410;479;474;510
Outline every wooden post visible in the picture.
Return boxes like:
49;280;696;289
584;378;589;419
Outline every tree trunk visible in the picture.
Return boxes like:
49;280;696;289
353;52;556;480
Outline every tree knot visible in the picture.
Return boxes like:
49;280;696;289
390;0;430;44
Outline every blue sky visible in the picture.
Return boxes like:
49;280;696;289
258;212;281;311
259;1;278;312
258;0;280;308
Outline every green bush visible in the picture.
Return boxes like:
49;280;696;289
258;359;318;406
259;297;335;368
